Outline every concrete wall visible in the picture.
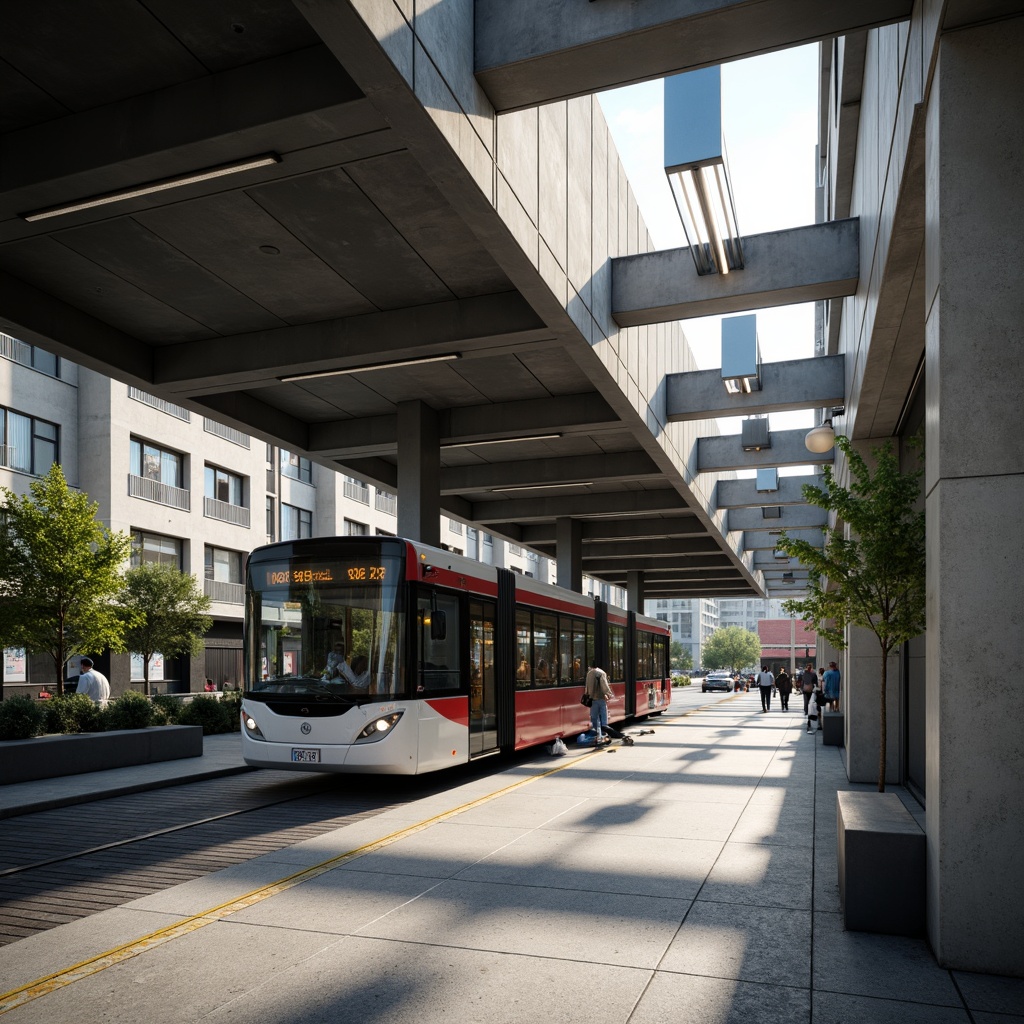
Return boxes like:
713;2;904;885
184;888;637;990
340;0;740;569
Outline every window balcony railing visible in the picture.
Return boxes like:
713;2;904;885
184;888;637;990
127;387;190;422
0;333;32;366
343;478;370;504
128;474;191;511
508;543;523;556
449;519;463;535
203;418;250;448
203;496;250;528
204;578;245;604
0;444;20;470
375;490;397;516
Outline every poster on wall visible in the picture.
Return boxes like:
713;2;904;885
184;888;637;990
130;653;165;681
4;648;26;682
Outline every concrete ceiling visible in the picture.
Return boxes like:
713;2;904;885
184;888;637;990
0;0;763;600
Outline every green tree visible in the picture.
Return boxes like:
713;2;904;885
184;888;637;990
0;465;131;694
670;641;693;673
116;562;213;696
702;626;761;673
779;435;925;792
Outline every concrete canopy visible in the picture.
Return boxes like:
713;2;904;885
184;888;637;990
0;0;768;601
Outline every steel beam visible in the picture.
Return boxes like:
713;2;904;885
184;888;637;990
474;0;913;112
667;355;845;421
698;429;834;473
612;220;859;326
727;506;828;531
716;475;819;509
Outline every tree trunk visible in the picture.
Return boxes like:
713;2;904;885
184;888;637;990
143;657;150;698
878;645;888;792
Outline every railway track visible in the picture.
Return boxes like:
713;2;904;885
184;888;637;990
0;767;480;947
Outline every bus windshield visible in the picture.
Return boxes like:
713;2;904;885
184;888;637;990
246;549;405;699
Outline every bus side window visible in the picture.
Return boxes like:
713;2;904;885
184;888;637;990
417;592;461;692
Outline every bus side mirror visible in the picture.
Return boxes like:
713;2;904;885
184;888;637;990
430;610;447;641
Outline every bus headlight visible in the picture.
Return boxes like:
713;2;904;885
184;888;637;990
242;712;265;739
356;711;403;742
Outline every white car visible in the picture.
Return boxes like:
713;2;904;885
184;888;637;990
702;671;735;693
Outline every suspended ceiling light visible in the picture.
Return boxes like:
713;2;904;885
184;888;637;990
500;481;593;493
664;68;743;276
280;353;460;382
442;433;562;449
21;154;281;222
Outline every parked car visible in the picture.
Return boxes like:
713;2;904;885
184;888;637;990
702;671;734;693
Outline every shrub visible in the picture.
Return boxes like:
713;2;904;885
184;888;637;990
151;693;182;726
671;674;691;687
219;690;242;732
44;693;101;734
0;695;46;740
177;695;232;735
104;691;155;731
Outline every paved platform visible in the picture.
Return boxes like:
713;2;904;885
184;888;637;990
1;693;1021;1022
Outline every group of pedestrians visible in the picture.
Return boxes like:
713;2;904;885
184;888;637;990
752;661;842;733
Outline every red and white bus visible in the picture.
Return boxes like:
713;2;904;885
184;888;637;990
240;536;670;774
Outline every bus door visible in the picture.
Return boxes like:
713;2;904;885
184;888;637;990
469;600;498;757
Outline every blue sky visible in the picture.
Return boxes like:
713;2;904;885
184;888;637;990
597;45;820;422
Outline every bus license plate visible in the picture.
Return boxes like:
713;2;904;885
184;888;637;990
291;748;320;763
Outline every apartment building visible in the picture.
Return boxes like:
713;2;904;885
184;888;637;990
645;598;719;669
1;339;619;697
716;598;787;635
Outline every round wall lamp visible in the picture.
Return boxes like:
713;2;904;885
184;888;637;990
805;406;844;453
805;421;835;453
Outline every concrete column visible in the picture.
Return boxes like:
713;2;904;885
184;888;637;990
626;570;645;613
923;18;1024;976
396;400;440;547
841;625;900;785
555;517;582;592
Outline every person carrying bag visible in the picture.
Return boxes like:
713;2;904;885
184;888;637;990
585;662;614;746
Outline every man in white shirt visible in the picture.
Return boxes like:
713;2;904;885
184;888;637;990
756;664;775;713
76;657;110;706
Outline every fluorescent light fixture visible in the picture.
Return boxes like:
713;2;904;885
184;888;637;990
664;70;743;276
21;154;281;222
280;353;460;382
442;433;562;449
499;481;593;493
722;315;761;394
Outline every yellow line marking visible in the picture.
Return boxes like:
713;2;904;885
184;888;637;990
0;751;600;1015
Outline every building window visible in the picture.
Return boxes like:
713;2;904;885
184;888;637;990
266;497;276;543
205;546;243;584
0;408;59;475
280;450;312;483
204;465;245;506
130;438;182;487
343;476;370;503
281;504;312;540
130;530;181;568
344;518;368;537
0;334;59;378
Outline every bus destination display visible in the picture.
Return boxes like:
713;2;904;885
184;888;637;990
261;563;388;587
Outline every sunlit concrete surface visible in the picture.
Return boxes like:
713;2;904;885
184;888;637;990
2;692;1021;1023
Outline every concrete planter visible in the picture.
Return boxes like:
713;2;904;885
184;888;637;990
837;790;925;937
0;726;203;785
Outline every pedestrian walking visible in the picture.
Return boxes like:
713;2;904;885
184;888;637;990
756;665;775;712
776;666;792;710
798;663;817;715
585;662;614;746
806;689;820;733
823;661;842;711
75;657;110;706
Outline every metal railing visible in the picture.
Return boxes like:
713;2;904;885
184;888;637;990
449;519;463;535
128;474;191;511
343;478;370;504
508;543;523;556
375;490;397;515
0;444;20;470
204;578;245;604
203;496;251;528
127;387;190;422
203;418;250;448
0;333;32;366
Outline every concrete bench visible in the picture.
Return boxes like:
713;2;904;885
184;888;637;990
822;711;844;746
837;790;925;936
